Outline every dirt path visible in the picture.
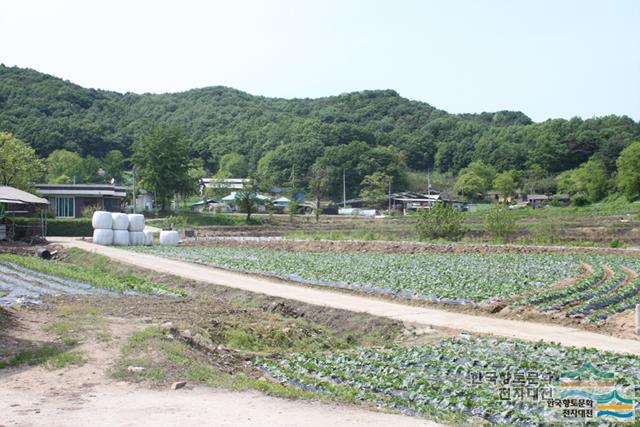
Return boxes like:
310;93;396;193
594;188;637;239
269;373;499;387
55;238;640;355
0;313;434;427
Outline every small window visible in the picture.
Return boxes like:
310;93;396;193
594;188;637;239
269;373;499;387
55;197;75;218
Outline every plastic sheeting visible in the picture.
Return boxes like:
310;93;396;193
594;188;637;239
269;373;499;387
128;231;145;246
127;214;145;232
111;213;129;230
112;230;129;246
92;228;113;245
92;211;113;229
143;230;154;246
159;230;179;246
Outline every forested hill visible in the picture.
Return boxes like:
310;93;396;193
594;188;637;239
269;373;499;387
1;64;638;183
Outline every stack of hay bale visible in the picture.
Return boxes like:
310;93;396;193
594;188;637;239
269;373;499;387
111;213;130;246
92;211;114;245
91;211;155;246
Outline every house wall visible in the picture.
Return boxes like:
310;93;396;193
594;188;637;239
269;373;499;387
74;196;101;218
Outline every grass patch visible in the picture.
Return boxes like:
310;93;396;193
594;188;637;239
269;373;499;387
113;326;318;399
0;346;84;370
0;252;184;296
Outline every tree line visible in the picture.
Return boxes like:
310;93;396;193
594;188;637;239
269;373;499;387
1;64;639;204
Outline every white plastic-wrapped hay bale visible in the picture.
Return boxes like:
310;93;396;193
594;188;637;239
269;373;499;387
160;230;179;246
111;213;129;230
127;214;145;232
92;229;113;245
112;230;130;246
143;230;154;246
92;211;113;229
129;231;145;246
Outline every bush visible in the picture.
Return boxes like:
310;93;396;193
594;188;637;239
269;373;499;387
9;217;93;237
415;203;465;241
485;204;516;243
47;218;93;236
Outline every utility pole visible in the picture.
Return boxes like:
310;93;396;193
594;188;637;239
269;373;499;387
342;168;346;207
132;166;136;214
388;178;392;214
427;171;431;196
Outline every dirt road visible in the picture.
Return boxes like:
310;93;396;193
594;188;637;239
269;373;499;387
55;238;640;355
0;315;433;427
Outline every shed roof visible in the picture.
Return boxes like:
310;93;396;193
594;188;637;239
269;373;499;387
0;186;49;205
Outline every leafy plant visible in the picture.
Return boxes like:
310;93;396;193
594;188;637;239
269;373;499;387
485;204;516;243
415;203;465;241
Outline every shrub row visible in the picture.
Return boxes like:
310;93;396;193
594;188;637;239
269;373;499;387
9;217;93;237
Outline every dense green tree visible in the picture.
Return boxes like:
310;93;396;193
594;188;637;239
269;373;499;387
416;203;465;241
46;150;82;183
460;161;497;192
557;158;609;204
308;160;334;222
215;153;248;178
493;171;517;199
360;172;391;208
103;150;125;182
0;132;45;190
616;141;640;201
454;172;485;200
1;64;639;198
132;125;194;210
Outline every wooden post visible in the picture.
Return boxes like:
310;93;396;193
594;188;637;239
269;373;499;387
636;304;640;335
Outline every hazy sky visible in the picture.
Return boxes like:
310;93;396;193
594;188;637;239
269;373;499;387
1;0;638;122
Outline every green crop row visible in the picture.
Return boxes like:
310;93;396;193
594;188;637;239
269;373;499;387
0;253;184;296
257;336;640;424
128;246;580;303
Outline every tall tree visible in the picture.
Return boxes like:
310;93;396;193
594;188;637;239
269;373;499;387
103;150;125;182
493;171;517;199
46;149;82;183
0;132;45;190
616;141;640;201
132;125;193;211
215;153;248;178
308;161;334;222
360;172;391;208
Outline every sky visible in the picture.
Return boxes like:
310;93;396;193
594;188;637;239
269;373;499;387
1;0;638;122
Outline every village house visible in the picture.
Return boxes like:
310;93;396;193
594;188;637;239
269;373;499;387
35;183;127;218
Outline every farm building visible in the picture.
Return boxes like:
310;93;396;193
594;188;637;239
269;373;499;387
0;186;49;241
35;183;126;218
343;191;466;215
526;194;549;209
201;178;248;191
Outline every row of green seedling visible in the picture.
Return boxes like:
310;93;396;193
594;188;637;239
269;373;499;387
565;266;628;316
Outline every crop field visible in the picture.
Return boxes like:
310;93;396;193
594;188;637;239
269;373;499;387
129;246;640;321
0;253;182;305
256;337;640;424
129;246;581;303
514;255;640;322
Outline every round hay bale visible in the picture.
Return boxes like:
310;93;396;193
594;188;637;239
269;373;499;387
129;231;145;246
92;211;113;229
143;230;154;246
160;230;179;246
111;213;129;230
127;214;145;232
112;230;130;246
93;229;113;245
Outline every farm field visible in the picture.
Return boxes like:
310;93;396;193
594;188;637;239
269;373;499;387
128;246;640;320
257;336;640;425
0;253;181;305
3;244;640;425
129;246;582;303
